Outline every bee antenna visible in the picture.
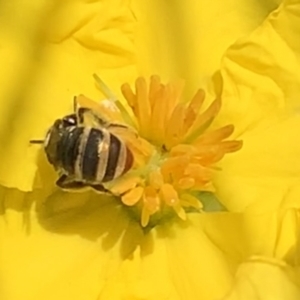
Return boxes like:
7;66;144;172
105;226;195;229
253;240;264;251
73;96;78;112
30;140;44;144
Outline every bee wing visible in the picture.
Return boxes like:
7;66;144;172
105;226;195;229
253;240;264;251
77;108;104;128
76;94;124;124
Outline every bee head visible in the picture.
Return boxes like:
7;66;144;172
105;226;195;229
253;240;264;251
44;114;77;166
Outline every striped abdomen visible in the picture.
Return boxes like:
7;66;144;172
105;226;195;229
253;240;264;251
57;126;133;183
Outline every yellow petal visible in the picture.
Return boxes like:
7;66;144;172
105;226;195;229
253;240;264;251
0;0;137;191
199;209;300;262
215;115;300;212
214;0;300;211
0;187;144;300
3;186;299;300
132;0;279;93
221;257;300;300
145;216;234;299
99;215;236;300
215;0;300;135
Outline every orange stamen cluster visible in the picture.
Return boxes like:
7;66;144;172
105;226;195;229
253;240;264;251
99;76;242;226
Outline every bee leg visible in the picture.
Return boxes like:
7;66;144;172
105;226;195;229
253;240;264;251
107;123;138;138
56;175;86;189
73;96;77;112
107;123;128;129
90;184;112;194
76;107;88;124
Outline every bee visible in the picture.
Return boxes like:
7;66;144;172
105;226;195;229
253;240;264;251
30;97;134;193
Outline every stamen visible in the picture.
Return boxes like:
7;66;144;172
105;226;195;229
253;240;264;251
122;186;144;206
143;186;160;213
89;75;243;226
135;77;151;136
149;87;169;143
183;89;205;132
184;164;212;182
160;184;179;207
121;83;136;109
148;170;164;190
170;144;197;157
180;193;203;209
165;103;185;149
109;176;141;195
161;156;190;183
173;204;186;220
177;177;195;190
149;75;162;109
141;207;151;228
194;124;235;145
220;140;243;152
184;98;222;144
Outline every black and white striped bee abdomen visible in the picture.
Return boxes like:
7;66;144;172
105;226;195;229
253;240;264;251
56;126;83;176
55;126;133;184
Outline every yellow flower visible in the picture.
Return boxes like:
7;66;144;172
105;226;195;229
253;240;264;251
82;75;241;227
1;0;300;300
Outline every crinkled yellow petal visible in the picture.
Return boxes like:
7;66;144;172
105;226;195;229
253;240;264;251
215;115;300;212
3;190;300;300
98;214;237;300
214;0;300;211
215;0;300;135
0;187;144;300
0;0;137;191
274;209;300;262
132;0;280;94
199;209;300;262
107;210;299;299
221;257;300;300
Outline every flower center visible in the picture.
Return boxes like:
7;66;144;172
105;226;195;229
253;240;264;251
94;75;242;227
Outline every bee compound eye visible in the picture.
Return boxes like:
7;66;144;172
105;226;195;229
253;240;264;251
62;114;77;127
